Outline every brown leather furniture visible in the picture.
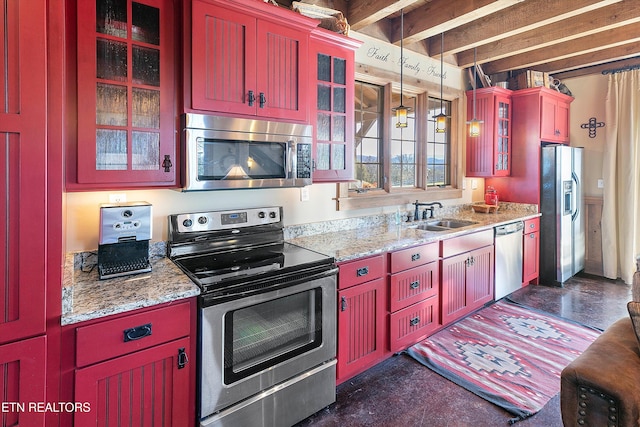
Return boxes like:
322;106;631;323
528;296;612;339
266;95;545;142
560;316;640;426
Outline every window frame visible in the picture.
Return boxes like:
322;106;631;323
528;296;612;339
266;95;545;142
336;72;464;212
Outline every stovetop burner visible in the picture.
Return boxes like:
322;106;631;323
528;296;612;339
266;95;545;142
167;207;335;301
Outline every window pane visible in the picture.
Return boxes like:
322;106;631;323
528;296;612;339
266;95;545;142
316;143;330;170
96;129;127;170
132;45;160;86
132;88;160;128
426;97;451;187
317;54;331;82
332;144;345;170
132;131;160;170
333;87;345;113
96;39;127;81
333;58;346;84
317;113;331;141
132;2;160;45
352;81;383;190
97;0;127;38
96;83;127;126
317;85;331;111
332;115;345;142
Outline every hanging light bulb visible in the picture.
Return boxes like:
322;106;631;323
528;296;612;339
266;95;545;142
392;9;411;128
433;32;447;133
467;47;484;137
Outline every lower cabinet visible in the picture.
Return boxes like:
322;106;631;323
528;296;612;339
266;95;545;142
336;255;388;384
0;336;47;427
388;243;440;353
523;217;540;285
440;230;494;325
65;300;196;427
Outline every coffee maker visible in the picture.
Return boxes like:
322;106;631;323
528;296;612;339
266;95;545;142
97;202;152;280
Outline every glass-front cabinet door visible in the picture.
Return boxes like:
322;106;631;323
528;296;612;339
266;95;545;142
76;0;176;187
310;30;360;182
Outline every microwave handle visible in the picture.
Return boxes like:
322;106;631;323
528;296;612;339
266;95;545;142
287;140;296;176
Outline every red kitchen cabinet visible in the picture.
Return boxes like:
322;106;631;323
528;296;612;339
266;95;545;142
0;0;47;344
388;243;440;352
485;87;573;205
466;87;512;177
523;217;540;285
0;336;47;427
540;91;571;143
440;230;494;325
190;0;317;122
74;338;191;426
310;28;361;181
337;255;388;384
75;0;177;188
60;300;197;427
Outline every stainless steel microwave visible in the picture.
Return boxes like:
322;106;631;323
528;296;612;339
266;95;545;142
181;113;313;191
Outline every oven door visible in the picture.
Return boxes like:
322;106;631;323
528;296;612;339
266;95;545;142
199;268;337;419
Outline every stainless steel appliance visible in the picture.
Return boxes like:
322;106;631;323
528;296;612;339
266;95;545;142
540;145;585;285
167;207;337;427
181;114;313;191
494;221;524;299
97;202;152;279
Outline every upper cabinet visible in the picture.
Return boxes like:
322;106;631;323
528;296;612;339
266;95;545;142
189;0;318;123
309;29;361;182
75;0;177;188
540;90;571;143
466;87;512;177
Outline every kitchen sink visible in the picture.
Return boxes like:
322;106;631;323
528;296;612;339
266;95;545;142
412;218;478;232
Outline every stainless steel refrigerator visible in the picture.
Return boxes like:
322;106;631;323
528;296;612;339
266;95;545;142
539;145;585;285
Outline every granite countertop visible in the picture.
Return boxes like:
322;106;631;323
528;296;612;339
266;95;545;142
287;206;540;263
62;252;200;326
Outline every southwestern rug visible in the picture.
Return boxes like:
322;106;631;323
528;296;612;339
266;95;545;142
405;299;601;423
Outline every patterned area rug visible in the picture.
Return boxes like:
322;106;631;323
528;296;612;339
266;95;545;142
406;299;601;423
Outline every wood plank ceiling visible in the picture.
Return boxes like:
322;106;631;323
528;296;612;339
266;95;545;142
288;0;640;80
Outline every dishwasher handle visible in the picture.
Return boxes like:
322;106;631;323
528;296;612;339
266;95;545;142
494;221;524;236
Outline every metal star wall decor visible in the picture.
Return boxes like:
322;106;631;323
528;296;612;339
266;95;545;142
580;117;605;138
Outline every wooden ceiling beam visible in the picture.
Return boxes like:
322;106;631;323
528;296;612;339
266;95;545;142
347;0;411;31
481;21;640;74
456;0;640;69
533;40;640;74
428;0;623;56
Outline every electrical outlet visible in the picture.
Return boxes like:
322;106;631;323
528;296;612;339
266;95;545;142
109;193;127;203
471;179;478;190
300;186;310;202
597;179;604;189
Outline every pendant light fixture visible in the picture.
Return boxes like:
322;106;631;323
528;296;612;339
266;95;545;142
392;9;410;128
467;47;484;137
433;32;447;133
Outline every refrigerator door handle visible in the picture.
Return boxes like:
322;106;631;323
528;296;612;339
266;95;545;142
571;171;580;221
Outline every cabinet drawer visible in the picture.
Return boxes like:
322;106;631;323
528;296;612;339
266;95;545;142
338;254;385;289
524;217;540;234
440;229;493;259
389;243;438;274
76;302;191;368
389;262;438;312
389;297;439;353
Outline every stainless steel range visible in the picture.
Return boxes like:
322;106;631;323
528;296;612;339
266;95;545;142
167;207;337;427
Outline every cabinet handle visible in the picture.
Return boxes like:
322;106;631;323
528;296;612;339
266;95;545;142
162;155;172;172
177;347;188;369
529;223;535;229
123;323;152;342
248;90;256;106
259;92;267;108
409;316;420;327
356;266;369;277
530;233;536;238
411;253;421;262
341;296;348;312
410;280;420;290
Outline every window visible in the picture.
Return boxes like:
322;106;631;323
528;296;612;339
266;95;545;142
349;82;453;193
352;82;383;190
426;97;451;187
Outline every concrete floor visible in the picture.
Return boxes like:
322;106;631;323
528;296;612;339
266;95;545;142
296;274;631;427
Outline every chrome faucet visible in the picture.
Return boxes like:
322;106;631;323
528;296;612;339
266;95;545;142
413;200;443;221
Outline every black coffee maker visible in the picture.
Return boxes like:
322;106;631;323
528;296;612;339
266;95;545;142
97;202;152;280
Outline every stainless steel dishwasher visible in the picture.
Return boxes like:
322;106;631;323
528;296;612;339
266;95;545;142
494;221;524;300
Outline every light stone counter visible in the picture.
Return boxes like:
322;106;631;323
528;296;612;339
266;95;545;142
286;203;540;263
62;244;200;326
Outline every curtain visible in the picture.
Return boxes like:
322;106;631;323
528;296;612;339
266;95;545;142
602;69;640;284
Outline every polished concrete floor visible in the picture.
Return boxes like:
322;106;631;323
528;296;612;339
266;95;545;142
296;274;632;427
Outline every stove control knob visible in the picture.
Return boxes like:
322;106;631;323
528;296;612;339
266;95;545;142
182;218;193;228
269;211;277;219
258;211;266;219
198;216;208;225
